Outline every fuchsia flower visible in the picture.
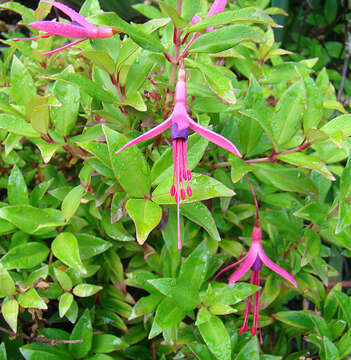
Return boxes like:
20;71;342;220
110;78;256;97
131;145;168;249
115;64;242;250
215;223;297;341
13;1;116;55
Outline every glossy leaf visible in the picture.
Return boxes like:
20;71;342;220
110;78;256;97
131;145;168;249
103;125;151;198
52;233;86;274
69;309;93;358
126;199;162;244
20;343;73;360
197;313;231;360
18;288;47;309
2;299;18;333
61;185;85;220
152;173;234;204
73;284;103;297
1;242;49;270
8;165;29;205
271;80;305;146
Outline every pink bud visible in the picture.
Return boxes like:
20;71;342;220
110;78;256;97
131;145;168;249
170;184;176;196
181;188;186;200
187;186;192;197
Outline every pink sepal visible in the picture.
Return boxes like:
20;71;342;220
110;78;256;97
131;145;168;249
188;117;242;157
41;0;96;31
115;118;172;155
30;21;93;39
40;38;85;55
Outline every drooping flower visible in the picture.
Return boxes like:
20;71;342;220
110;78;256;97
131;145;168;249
215;223;297;341
13;1;116;55
115;64;242;250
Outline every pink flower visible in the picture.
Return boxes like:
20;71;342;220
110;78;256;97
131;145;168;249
215;224;297;341
190;0;227;28
13;1;116;55
115;64;241;250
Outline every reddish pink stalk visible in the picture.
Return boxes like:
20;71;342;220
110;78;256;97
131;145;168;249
115;64;241;249
13;1;116;55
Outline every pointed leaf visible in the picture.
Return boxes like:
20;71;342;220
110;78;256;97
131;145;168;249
52;233;86;274
18;288;47;309
126;199;162;244
69;309;92;358
2;299;18;333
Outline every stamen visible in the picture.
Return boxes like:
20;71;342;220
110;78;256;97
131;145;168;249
170;140;177;197
176;139;181;250
240;271;255;334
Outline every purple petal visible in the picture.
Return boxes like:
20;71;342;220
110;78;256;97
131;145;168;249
213;255;247;280
258;243;297;288
188;117;242;157
208;0;227;16
115;118;172;155
41;1;96;30
228;250;257;285
40;38;85;55
30;21;92;38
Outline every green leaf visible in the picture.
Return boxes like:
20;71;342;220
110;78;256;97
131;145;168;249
73;284;103;297
7;166;28;206
52;233;86;274
91;12;166;53
150;298;187;337
103;125;151;198
189;24;263;53
181;0;199;21
181;202;220;241
148;278;200;311
152;173;234;204
179;241;209;289
197;313;231;360
0;205;65;234
2;299;18;333
18;288;47;309
11;56;36;106
204;283;259;307
251;163;318;195
299;229;321;267
271;80;305;146
0;267;16;296
303;76;324;131
0;114;39;138
159;2;188;28
188;7;278;32
126;199;162;245
320;114;351;138
59;293;73;318
132;4;162;19
276;153;335;181
323;336;340;360
334;291;351;325
185;58;236;104
1;242;49;270
30;104;50;134
54;267;72;291
51;72;116;104
50;68;81;136
92;334;127;353
61;185;85;220
76;233;112;260
235;337;259;360
20;343;73;360
69;309;93;358
275;311;315;330
337;328;351;358
81;51;115;74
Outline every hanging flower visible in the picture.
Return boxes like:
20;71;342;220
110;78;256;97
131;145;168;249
215;223;297;341
115;64;242;249
13;1;116;55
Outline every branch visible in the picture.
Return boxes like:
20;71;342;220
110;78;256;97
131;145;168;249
0;326;83;345
214;141;311;168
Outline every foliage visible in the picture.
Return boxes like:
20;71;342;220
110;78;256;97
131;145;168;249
0;0;350;359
